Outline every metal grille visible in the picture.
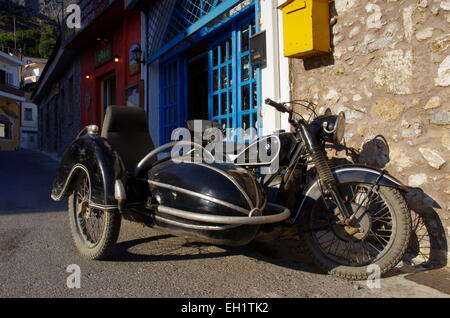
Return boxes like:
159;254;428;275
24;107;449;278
163;0;222;42
147;0;177;57
147;0;223;56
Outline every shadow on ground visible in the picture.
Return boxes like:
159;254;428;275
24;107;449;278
0;149;66;214
107;233;321;276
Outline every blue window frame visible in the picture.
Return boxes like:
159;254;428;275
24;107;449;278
160;57;186;144
158;3;260;144
209;36;233;132
208;14;261;141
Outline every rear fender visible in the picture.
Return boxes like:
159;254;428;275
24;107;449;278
290;164;407;224
51;136;126;210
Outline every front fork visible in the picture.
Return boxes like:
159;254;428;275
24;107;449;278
298;122;353;224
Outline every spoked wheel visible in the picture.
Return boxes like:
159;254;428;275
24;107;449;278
300;182;411;280
68;170;121;260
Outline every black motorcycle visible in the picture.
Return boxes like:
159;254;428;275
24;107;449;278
185;98;412;279
51;100;411;280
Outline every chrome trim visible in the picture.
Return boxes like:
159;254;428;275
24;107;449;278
114;179;126;201
154;215;241;231
184;161;255;210
156;202;290;225
135;140;214;175
184;147;214;162
234;135;281;167
148;180;250;215
89;203;118;210
86;125;99;137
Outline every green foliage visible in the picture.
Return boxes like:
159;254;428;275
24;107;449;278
0;0;58;58
0;23;57;58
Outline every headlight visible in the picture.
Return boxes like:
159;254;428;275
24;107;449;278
334;111;346;144
322;112;346;144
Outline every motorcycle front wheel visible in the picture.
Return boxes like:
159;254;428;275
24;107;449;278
299;182;411;280
68;170;121;260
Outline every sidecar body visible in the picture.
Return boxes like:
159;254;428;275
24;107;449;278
51;106;290;247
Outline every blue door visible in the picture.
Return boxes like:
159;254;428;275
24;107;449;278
160;57;185;144
209;15;260;142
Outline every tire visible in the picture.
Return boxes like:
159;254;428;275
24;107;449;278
299;184;411;280
68;170;121;260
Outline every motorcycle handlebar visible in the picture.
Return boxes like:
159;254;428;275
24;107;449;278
265;98;288;113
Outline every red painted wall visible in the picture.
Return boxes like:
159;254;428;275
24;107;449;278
79;7;141;127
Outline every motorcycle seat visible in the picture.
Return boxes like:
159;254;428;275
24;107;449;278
101;106;155;174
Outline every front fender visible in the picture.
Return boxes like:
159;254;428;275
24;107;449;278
51;136;125;209
290;164;407;224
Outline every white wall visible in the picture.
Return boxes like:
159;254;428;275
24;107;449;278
21;102;38;129
259;0;291;134
0;62;20;88
0;53;23;88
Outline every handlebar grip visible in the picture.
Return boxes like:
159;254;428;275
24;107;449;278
265;98;287;113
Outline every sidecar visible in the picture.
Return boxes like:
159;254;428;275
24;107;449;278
51;106;290;259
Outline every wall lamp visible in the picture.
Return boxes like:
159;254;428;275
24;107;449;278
131;46;145;64
85;73;92;80
114;55;121;63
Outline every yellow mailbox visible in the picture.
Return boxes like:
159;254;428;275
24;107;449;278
278;0;331;58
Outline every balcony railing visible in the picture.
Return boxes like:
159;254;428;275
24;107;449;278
0;46;23;59
0;83;25;98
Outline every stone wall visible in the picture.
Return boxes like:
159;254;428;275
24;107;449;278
38;56;81;156
290;0;450;267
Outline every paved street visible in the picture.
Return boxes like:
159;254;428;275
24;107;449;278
0;150;448;298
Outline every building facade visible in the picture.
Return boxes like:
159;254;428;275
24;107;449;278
0;51;25;151
33;0;143;154
65;0;144;128
127;0;290;145
32;39;81;155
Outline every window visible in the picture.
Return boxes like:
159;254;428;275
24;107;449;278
102;75;117;113
0;69;6;85
0;69;15;86
0;123;6;138
0;115;12;139
209;15;260;141
24;108;33;121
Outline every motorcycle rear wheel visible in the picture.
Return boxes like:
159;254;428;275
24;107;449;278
68;171;121;260
299;183;411;280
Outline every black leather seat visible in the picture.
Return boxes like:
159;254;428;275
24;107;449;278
101;106;155;174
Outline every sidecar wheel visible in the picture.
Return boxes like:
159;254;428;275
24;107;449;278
68;171;121;260
299;184;411;280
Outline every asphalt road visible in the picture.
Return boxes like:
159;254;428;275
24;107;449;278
0;150;447;298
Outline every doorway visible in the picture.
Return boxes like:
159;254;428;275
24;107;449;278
187;46;209;121
101;73;117;119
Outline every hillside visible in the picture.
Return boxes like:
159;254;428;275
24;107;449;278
0;0;58;58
